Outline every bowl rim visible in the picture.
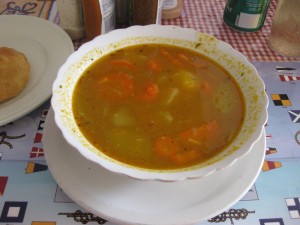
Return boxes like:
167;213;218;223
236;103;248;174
51;24;269;181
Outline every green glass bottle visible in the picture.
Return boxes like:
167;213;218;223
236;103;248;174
223;0;270;32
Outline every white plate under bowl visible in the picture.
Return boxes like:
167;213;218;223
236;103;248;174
0;15;74;126
43;108;266;225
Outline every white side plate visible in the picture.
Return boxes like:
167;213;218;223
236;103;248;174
0;15;73;126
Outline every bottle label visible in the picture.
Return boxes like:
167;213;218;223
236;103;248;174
223;0;270;32
99;0;116;34
163;0;178;10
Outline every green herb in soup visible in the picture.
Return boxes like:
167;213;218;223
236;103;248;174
72;44;245;170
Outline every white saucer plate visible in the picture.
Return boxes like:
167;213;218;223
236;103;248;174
43;108;266;225
0;15;74;126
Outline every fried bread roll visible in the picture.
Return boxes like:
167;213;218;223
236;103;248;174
0;47;30;103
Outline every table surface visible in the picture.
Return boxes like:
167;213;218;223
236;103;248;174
1;0;300;225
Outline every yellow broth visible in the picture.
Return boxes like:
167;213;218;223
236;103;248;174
72;44;245;170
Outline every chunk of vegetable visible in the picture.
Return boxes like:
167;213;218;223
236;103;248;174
175;70;198;91
179;120;218;146
139;83;159;102
112;107;136;126
107;128;152;158
164;87;179;105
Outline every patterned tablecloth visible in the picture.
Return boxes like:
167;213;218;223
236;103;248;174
0;1;300;225
162;0;284;62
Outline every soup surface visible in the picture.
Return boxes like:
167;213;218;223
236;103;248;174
72;44;245;170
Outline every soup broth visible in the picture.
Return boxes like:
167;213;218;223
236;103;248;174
72;44;245;170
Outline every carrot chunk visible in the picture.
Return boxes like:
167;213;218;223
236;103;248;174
179;120;218;144
140;83;159;102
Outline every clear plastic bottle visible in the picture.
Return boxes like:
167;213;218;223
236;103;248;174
268;0;300;58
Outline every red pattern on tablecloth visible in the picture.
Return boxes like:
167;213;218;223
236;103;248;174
162;0;297;62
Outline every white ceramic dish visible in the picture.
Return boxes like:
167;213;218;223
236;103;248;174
0;15;74;126
52;25;268;181
44;108;266;225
